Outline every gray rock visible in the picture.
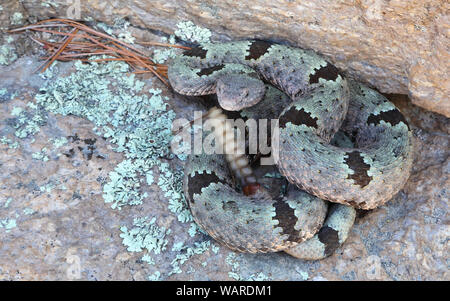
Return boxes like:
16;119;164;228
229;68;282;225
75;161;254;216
8;0;449;117
0;10;448;280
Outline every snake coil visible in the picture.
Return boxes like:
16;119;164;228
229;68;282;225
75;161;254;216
168;40;413;259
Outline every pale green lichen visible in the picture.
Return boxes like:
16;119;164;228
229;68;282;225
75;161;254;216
9;91;19;100
38;61;59;80
211;244;220;254
4;197;13;208
171;133;190;161
51;137;68;148
10;107;23;116
158;162;192;223
247;272;271;281
297;269;309;280
188;223;199;237
25;51;205;278
174;21;212;45
10;12;23;25
0;45;18;65
32;148;49;162
171;241;184;252
226;253;240;278
146;170;154;185
152;36;177;64
141;254;155;265
33;57;183;213
117;32;136;44
0;218;17;231
0;136;10;144
96;23;114;36
40;1;59;8
120;216;171;254
148;271;161;281
96;21;135;44
169;240;211;276
10;104;47;139
103;159;146;210
0;136;20;149
39;181;55;193
147;88;168;110
226;253;271;281
23;208;35;215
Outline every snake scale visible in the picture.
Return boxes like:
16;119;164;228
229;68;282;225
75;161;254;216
168;40;414;260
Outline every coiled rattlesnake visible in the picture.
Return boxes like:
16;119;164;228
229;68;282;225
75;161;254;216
168;40;413;259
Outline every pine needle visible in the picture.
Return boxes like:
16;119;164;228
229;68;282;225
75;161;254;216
8;18;189;86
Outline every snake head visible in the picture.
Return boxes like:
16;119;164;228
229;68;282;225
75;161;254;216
216;73;266;111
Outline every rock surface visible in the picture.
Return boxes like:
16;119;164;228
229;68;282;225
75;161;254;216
5;0;449;117
0;53;448;281
0;3;448;281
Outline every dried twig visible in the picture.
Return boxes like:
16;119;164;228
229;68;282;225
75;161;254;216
8;18;189;86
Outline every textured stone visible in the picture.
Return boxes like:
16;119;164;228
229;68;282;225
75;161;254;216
6;0;448;117
0;52;448;280
0;3;448;281
0;0;27;30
